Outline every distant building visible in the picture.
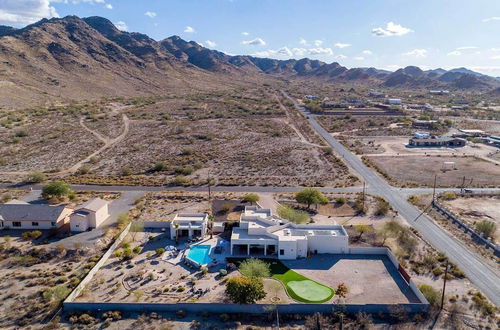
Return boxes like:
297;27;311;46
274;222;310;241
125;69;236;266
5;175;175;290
451;105;465;110
369;91;386;98
457;129;487;137
413;131;430;139
429;90;450;95
484;136;500;147
0;204;72;230
387;98;402;105
70;198;110;232
454;99;469;105
305;95;319;100
409;136;466;148
412;120;438;129
406;104;432;110
321;102;348;109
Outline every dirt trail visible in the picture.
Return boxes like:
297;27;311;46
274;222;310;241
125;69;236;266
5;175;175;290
0;104;132;177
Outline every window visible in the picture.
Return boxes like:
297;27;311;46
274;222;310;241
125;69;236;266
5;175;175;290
51;222;56;227
12;222;21;227
279;249;284;256
32;222;39;226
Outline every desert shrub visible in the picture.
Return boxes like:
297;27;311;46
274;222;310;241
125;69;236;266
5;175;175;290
132;247;141;254
22;230;43;241
121;242;130;249
471;291;496;315
225;276;266;304
450;263;465;278
239;258;270;278
219;269;228;276
122;248;132;260
102;311;121;321
27;172;47;183
441;192;457;200
151;161;168;172
14;129;29;137
432;267;444;277
277;204;309;224
117;213;130;227
242;193;260;204
121;166;132;176
171;175;191;186
155;248;165;256
335;196;346;205
374;198;390;216
77;165;91;175
419;284;440;306
43;285;70;304
353;224;373;239
220;202;232;214
201;266;208;276
475;220;496;239
181;147;194;155
353;199;366;214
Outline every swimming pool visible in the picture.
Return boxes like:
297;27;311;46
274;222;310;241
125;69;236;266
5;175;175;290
186;245;212;266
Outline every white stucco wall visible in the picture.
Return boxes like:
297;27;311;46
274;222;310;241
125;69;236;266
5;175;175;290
90;204;109;228
70;214;89;232
278;240;298;260
307;235;348;254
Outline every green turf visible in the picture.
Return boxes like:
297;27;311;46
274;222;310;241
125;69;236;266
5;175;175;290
227;257;334;303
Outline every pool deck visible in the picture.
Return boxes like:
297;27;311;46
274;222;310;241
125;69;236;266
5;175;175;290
163;236;231;267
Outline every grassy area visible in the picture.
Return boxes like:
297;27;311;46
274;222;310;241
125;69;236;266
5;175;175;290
227;258;334;303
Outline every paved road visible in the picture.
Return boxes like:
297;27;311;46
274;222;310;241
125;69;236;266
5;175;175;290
281;90;500;305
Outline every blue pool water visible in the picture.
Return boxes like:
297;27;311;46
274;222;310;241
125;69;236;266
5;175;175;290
187;245;212;265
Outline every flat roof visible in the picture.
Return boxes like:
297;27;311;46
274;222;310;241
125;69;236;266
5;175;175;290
173;213;207;222
231;228;273;241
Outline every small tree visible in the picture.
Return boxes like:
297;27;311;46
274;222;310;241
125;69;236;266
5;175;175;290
155;248;165;256
336;282;348;299
475;220;496;239
42;181;73;200
225;276;266;304
418;284;440;306
130;222;144;241
295;188;328;209
354;224;373;240
374;198;390;216
242;193;260;205
239;258;271;278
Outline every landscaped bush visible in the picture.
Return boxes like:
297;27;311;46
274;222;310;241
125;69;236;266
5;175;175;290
21;230;43;241
419;284;440;306
295;188;328;209
441;192;457;200
475;220;496;239
155;248;165;256
27;171;47;183
219;269;227;276
122;248;132;260
277;205;309;224
132;247;141;254
335;196;346;205
225;276;266;304
242;193;260;204
239;258;271;278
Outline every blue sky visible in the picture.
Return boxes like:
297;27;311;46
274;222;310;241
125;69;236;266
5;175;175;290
2;0;500;75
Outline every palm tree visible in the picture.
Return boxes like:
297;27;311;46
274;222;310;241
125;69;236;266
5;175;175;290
174;223;180;245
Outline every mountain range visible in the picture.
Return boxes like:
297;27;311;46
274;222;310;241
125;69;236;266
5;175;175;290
0;16;498;109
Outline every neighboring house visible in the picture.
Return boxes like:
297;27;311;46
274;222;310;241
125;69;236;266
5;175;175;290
304;95;319;100
484;136;500;147
0;204;72;230
412;120;438;129
170;213;208;240
457;129;487;137
429;90;449;95
413;131;430;139
386;98;402;105
368;91;386;98
409;136;466;148
230;206;348;260
70;198;110;232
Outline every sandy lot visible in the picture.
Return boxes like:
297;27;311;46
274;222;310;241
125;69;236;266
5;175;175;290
367;155;500;187
441;196;500;240
283;255;419;304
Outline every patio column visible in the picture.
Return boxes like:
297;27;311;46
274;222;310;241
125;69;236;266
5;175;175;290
264;244;267;256
247;244;250;255
230;243;233;255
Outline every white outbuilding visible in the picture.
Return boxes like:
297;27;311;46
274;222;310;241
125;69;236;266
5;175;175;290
70;198;110;232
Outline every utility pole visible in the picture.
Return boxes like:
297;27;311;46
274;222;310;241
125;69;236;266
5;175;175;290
432;174;437;202
339;314;344;330
441;259;450;310
461;176;466;193
207;170;212;201
362;181;366;211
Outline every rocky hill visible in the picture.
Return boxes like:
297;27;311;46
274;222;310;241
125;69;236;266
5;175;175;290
0;16;498;109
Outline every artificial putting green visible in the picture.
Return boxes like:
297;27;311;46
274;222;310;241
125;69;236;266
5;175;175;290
228;258;334;303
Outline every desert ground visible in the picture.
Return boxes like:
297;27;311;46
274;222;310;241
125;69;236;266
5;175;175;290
365;155;500;187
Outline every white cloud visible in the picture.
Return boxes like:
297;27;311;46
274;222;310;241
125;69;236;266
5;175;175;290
299;38;307;45
353;56;365;60
490;55;500;60
313;40;323;47
184;26;195;33
241;32;249;36
491;48;500;52
253;46;292;58
482;16;500;22
403;48;428;58
335;54;347;60
372;22;413;37
334;43;351;48
242;37;266;46
447;50;462;56
114;21;128;31
105;4;112;9
308;47;333;55
0;0;59;26
205;40;216;48
144;11;156;18
456;46;477;50
362;50;373;55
